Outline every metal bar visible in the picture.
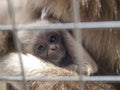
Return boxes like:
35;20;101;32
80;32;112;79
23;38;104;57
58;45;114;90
0;76;120;82
0;21;120;30
71;0;84;90
6;0;28;90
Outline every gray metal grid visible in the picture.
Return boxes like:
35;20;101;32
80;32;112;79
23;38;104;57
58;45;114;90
0;0;120;90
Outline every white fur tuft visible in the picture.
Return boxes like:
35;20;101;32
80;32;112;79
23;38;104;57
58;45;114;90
0;53;47;76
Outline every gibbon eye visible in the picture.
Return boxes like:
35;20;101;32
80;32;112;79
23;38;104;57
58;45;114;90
49;34;58;43
38;45;46;53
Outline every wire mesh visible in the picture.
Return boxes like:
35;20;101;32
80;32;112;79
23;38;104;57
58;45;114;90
0;0;120;90
6;0;28;90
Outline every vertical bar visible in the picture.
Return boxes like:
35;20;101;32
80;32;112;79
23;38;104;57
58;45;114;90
6;0;28;90
71;0;85;90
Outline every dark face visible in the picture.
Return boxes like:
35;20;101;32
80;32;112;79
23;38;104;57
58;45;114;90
34;31;65;65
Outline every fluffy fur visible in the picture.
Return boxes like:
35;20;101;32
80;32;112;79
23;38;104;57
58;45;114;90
2;0;120;89
16;19;98;75
1;53;117;90
0;6;98;89
21;0;120;75
0;53;79;90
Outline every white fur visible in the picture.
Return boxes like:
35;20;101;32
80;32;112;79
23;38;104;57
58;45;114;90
0;53;53;90
0;53;47;76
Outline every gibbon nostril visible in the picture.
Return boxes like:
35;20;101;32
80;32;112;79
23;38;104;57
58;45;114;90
49;45;57;50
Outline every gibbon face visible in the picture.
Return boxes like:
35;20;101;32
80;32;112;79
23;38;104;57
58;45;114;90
33;30;65;65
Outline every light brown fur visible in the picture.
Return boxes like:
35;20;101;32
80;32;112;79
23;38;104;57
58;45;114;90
0;53;79;90
0;5;99;90
1;0;120;89
21;0;120;75
16;19;98;75
3;53;116;90
0;6;98;75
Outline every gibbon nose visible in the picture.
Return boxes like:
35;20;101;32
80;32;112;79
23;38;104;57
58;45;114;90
49;45;57;50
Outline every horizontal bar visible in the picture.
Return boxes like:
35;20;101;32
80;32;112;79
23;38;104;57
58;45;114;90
1;21;120;30
0;76;120;82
